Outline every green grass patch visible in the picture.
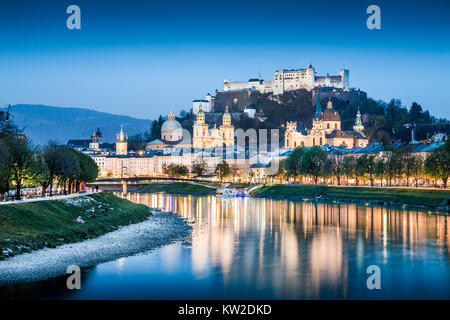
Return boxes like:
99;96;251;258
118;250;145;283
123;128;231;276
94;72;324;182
0;192;152;259
252;185;450;208
138;182;216;195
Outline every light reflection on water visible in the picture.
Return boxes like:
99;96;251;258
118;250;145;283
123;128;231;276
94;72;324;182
3;193;450;299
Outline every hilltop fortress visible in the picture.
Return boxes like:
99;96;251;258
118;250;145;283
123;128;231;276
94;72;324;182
223;65;349;94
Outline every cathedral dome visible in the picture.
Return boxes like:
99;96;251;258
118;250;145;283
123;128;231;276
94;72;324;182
223;106;231;121
322;98;340;121
161;111;182;133
197;108;205;118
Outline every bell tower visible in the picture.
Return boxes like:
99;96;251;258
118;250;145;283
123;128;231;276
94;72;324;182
89;129;99;150
115;125;128;155
353;106;365;136
219;106;234;146
193;105;209;149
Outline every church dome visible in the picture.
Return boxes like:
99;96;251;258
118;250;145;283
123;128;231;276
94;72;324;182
322;98;340;121
223;106;231;121
161;111;182;133
197;107;205;118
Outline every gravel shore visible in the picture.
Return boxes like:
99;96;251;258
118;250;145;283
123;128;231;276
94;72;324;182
0;211;191;286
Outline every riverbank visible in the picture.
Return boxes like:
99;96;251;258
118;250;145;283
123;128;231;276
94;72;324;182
0;192;156;260
0;211;191;286
137;182;217;195
252;185;450;209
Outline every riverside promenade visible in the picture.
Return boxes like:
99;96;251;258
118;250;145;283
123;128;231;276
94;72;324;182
0;191;99;206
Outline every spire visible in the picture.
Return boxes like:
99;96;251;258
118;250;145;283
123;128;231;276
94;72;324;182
118;124;125;141
314;94;322;119
168;110;175;120
353;106;365;136
223;105;231;124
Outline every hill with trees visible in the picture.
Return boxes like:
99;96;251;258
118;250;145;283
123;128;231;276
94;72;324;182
140;90;449;150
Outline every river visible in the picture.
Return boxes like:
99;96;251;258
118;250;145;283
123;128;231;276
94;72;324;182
1;193;449;299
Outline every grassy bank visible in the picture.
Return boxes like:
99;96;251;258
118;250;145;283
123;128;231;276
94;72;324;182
0;192;152;260
252;185;450;208
138;182;216;195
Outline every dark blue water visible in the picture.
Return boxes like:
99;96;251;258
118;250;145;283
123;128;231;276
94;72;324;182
2;193;449;299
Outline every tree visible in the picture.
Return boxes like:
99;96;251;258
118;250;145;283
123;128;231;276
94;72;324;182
215;160;231;181
385;147;406;186
177;165;189;177
327;152;345;185
409;156;424;188
67;148;98;192
4;136;34;199
342;156;356;185
285;147;305;178
164;164;188;177
128;133;146;151
0;140;11;195
272;159;288;181
300;147;328;184
165;164;179;177
192;161;206;176
149;115;164;141
356;154;376;186
43;144;70;196
374;157;386;186
29;150;52;196
425;140;450;188
56;148;80;194
403;153;419;187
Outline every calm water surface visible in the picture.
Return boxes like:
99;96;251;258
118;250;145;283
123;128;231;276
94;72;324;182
2;193;450;299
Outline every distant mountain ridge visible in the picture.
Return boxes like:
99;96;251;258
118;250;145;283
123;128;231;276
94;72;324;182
2;104;152;145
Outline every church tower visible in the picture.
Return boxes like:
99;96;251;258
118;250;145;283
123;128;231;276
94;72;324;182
89;129;100;150
219;106;234;146
192;104;209;149
353;107;365;136
116;125;128;155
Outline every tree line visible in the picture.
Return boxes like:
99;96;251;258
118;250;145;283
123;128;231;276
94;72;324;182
163;160;232;181
0;123;98;200
275;139;450;188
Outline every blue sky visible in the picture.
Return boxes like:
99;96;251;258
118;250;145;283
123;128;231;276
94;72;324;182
0;0;449;119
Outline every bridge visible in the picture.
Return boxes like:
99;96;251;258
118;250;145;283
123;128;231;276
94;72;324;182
88;176;215;195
